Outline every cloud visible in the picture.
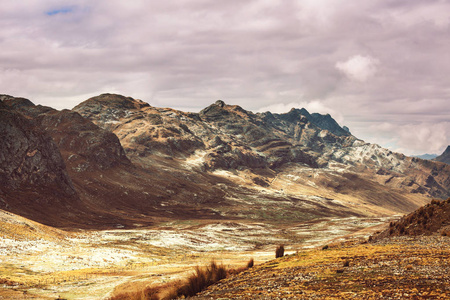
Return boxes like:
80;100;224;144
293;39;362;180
1;0;449;154
335;55;379;82
372;122;450;156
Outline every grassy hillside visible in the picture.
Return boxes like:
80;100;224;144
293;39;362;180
192;237;450;299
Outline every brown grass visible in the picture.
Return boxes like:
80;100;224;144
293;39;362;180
109;259;257;300
175;261;227;298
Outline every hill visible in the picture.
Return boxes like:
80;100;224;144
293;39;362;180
190;236;450;299
375;198;450;239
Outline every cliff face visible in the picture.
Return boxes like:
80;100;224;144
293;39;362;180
0;97;81;225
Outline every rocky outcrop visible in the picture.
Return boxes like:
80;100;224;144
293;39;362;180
0;100;75;195
74;94;206;158
4;96;130;171
0;97;83;225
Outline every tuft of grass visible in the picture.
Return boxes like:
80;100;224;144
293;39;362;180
175;261;227;298
275;245;285;258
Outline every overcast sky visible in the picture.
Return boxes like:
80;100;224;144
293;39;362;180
1;0;449;155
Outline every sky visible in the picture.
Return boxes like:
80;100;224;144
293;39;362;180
1;0;449;156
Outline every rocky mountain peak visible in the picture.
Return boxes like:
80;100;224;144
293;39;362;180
310;112;350;137
73;93;151;127
283;108;312;122
215;100;225;107
73;93;149;115
199;100;231;121
0;94;35;109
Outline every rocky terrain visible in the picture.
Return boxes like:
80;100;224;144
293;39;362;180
1;93;450;228
191;236;450;300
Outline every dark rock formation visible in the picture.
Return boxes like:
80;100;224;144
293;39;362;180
4;96;130;171
0;97;82;225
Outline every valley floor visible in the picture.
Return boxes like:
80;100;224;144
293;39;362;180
0;216;390;299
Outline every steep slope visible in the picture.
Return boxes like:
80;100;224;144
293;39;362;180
375;198;450;238
435;145;450;164
0;97;83;226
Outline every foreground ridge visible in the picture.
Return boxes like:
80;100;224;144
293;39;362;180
192;236;450;299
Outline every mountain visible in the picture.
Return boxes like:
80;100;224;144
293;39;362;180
414;154;438;160
74;94;450;200
435;146;450;164
1;93;450;228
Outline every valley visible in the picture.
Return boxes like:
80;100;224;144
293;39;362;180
0;210;393;299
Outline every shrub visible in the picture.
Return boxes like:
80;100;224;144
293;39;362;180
275;245;285;258
247;258;254;268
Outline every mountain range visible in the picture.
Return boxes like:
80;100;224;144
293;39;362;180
1;93;449;228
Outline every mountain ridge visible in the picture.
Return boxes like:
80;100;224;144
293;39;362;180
1;93;449;228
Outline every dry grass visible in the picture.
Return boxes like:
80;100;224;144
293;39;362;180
175;261;227;298
191;237;450;299
108;259;256;300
